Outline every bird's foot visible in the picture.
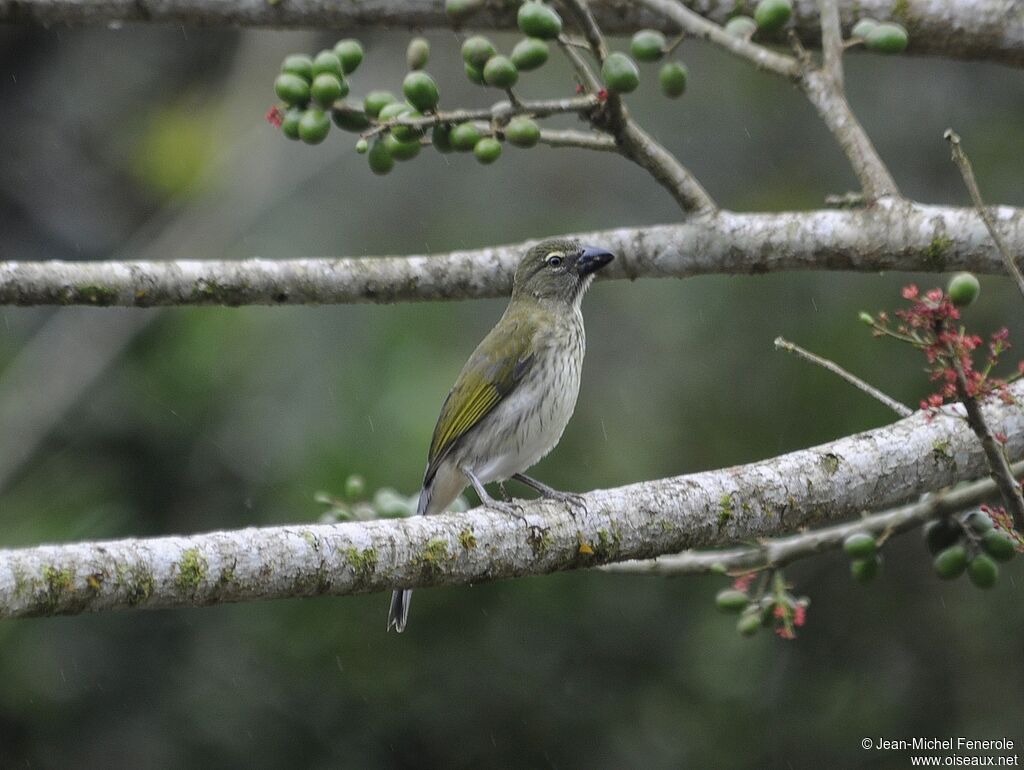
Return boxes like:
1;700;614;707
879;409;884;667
481;496;529;523
512;473;589;518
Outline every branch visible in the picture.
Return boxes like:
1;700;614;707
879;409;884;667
817;0;844;87
3;0;1020;66
774;336;912;417
798;68;900;200
635;0;800;77
4;381;1024;619
602;460;1023;577
558;0;718;215
953;359;1024;530
3;202;1024;305
945;129;1024;300
536;129;615;152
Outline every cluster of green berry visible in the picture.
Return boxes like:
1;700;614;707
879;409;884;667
721;0;909;54
842;508;1018;588
626;30;688;98
715;573;809;639
925;509;1017;588
274;40;365;144
459;2;561;89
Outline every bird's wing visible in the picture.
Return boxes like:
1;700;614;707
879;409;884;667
423;314;538;485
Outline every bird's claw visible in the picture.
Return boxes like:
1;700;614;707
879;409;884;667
543;490;588;519
484;498;529;523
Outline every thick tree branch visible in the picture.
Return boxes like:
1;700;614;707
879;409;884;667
2;0;1019;66
3;382;1024;619
602;460;1023;577
3;202;1023;306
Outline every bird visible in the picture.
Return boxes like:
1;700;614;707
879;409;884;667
387;237;614;632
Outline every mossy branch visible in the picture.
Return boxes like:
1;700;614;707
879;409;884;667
3;382;1024;620
2;203;1023;306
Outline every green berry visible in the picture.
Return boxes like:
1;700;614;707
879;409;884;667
510;37;550;71
465;62;486;85
403;71;440;112
715;588;750;613
275;73;311;106
367;138;395;175
754;0;792;33
968;553;999;588
364;90;397;117
333;39;364;74
281;108;302;140
406;37;430;70
298;108;330;144
865;22;909;53
851;18;878;39
934;544;968;579
505;117;540;148
964;510;995;533
432;124;454;153
924;518;961;554
517;1;563;40
981;530;1016;562
445;0;482;21
473;137;502;164
850;555;881;583
630;30;667;62
737;608;761;637
355;138;369;154
378;101;411;122
332;103;371;132
843;532;877;560
659;61;688;98
312;50;344;78
311;73;346;107
384;133;422;162
602;52;640;94
461;35;496;69
483;55;519;88
947;272;980;307
858;311;874;325
450;122;482;152
281;54;314;81
725;15;758;39
345;474;366;498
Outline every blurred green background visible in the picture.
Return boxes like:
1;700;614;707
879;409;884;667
1;21;1023;768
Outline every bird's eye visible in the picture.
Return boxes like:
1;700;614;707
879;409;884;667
546;253;563;267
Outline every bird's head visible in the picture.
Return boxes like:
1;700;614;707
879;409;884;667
510;238;615;305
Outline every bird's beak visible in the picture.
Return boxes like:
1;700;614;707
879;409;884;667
576;246;615;276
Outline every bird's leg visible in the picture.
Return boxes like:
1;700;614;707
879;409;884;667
464;468;527;522
512;473;588;517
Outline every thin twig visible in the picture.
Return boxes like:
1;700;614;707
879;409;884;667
952;357;1024;530
557;36;603;93
635;0;800;77
359;95;599;139
601;460;1024;577
774;336;912;417
945;129;1024;300
536;128;616;151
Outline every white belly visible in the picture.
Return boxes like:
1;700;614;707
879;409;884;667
458;318;584;483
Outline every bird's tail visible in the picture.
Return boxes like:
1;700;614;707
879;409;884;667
387;588;412;633
386;484;434;633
